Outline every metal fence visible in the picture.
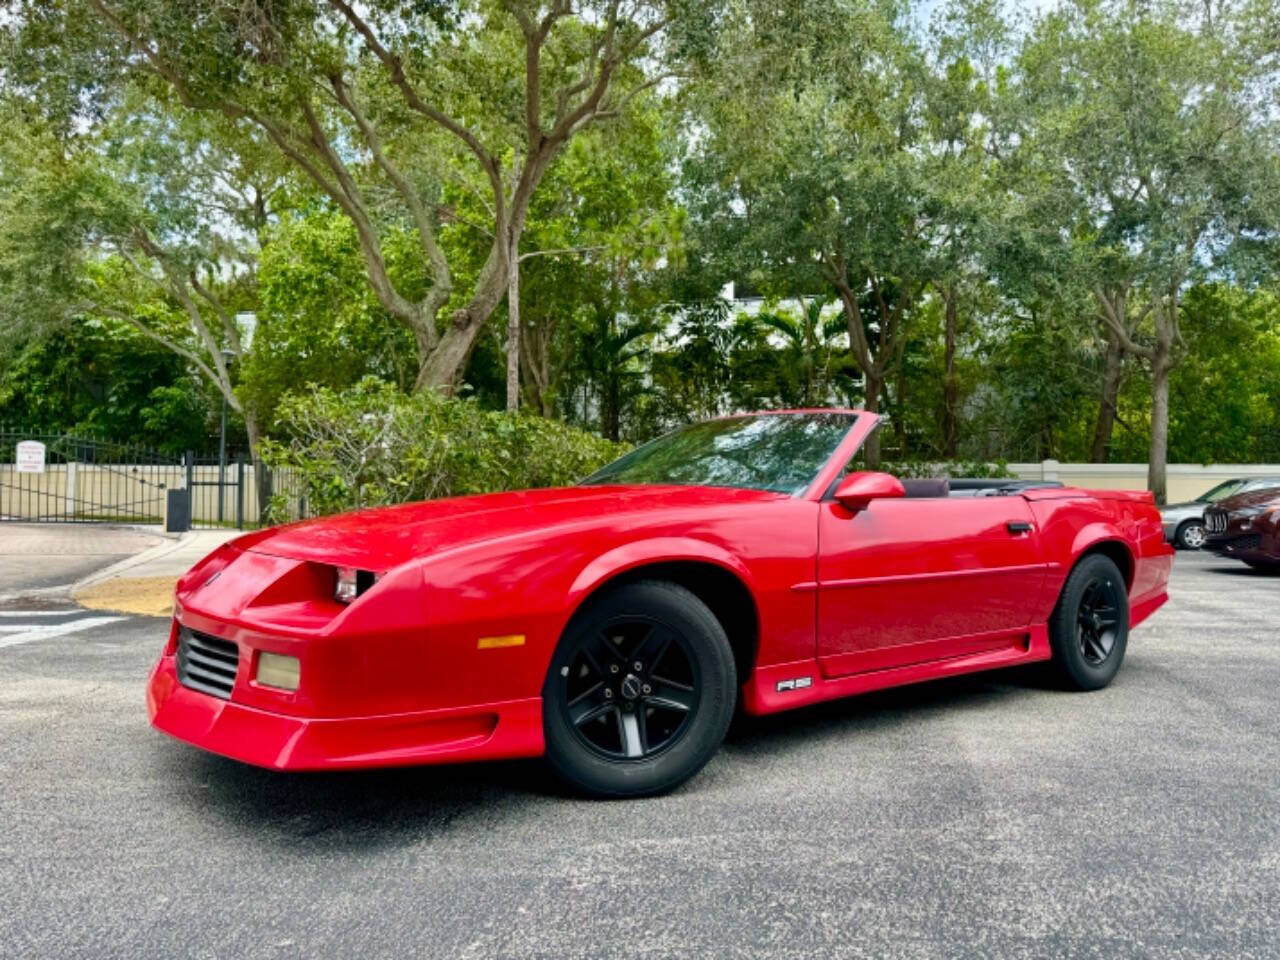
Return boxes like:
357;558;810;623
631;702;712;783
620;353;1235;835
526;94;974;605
0;429;308;530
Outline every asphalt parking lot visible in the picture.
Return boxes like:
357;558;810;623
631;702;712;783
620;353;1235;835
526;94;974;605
1;550;1277;959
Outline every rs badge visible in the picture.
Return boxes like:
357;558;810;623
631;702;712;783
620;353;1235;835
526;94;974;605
776;676;813;692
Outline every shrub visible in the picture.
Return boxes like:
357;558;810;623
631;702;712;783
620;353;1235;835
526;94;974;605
880;459;1014;480
259;378;626;519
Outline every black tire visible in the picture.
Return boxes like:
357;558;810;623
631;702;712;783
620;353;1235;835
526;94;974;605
1174;520;1207;550
1048;553;1130;691
542;580;736;798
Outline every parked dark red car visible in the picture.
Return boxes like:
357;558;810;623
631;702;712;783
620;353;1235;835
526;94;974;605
1203;488;1280;571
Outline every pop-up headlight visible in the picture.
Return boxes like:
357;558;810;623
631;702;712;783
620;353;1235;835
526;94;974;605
334;567;378;603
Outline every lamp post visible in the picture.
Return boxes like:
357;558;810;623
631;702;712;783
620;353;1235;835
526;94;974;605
218;348;234;525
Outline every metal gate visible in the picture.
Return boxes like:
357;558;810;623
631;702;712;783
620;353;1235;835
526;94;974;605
1;430;307;530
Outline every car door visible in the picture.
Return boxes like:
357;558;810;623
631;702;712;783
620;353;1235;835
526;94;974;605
816;493;1048;678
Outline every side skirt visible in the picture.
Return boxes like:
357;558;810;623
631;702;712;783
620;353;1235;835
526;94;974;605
741;624;1052;717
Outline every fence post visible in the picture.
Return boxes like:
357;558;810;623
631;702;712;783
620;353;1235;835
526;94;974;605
65;460;78;518
236;456;245;530
185;451;195;528
1041;458;1060;483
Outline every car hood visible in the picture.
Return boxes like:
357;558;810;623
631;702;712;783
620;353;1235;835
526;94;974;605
1211;488;1280;513
236;484;787;571
1160;501;1203;515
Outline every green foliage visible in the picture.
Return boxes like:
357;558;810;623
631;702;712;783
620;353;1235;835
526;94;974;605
880;460;1013;480
0;312;215;452
258;378;625;518
240;212;421;427
4;0;1280;488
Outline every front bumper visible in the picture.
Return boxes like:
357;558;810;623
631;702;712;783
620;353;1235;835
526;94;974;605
148;621;544;771
1204;531;1277;566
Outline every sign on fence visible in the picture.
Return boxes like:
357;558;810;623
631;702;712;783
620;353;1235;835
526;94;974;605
15;441;45;473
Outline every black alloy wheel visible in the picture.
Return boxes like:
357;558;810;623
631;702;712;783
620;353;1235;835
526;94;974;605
1048;553;1130;691
542;580;736;798
561;617;698;760
1076;576;1122;666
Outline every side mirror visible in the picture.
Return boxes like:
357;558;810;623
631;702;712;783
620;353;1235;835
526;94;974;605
833;471;905;512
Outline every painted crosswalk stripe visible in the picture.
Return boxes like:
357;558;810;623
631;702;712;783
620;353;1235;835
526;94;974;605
0;616;124;649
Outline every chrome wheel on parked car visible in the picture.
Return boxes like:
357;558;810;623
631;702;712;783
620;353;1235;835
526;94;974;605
1175;520;1207;550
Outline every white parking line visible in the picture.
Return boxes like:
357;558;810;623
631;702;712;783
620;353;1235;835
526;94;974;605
0;616;124;649
0;610;80;617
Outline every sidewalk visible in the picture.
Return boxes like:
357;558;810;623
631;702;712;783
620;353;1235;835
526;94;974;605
73;529;244;617
0;524;169;603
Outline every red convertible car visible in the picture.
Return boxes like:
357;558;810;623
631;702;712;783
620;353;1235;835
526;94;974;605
150;411;1172;797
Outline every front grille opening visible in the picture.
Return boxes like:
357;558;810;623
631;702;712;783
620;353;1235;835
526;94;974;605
1227;534;1262;552
176;629;239;700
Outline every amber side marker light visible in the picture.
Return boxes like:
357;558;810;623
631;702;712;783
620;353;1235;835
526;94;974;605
477;634;526;650
257;652;300;691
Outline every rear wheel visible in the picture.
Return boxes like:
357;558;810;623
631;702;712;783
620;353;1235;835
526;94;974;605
1048;554;1130;691
542;581;736;798
1175;520;1207;550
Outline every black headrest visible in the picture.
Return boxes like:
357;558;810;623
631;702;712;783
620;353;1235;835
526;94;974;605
901;477;950;498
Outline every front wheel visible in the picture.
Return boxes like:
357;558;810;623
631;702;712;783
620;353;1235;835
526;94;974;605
1048;554;1130;691
1175;520;1207;550
542;580;736;798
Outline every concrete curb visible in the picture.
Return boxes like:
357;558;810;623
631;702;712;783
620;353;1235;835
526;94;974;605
0;583;77;605
73;533;198;591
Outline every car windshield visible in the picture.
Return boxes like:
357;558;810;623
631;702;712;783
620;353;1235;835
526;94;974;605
582;413;856;495
1197;480;1246;502
1240;478;1280;494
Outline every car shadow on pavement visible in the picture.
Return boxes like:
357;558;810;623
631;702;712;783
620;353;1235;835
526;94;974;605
1203;565;1279;577
156;747;568;850
156;666;1061;848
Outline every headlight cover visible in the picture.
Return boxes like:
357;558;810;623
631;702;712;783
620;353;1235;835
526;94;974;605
334;566;379;603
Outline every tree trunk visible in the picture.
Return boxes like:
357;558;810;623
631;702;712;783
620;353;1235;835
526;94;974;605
892;363;907;459
415;238;509;391
1148;355;1170;506
941;285;959;458
1090;324;1125;463
602;374;621;442
506;248;520;412
243;412;261;461
862;374;883;468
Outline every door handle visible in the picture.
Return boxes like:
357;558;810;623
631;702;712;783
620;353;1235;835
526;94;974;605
1007;521;1032;534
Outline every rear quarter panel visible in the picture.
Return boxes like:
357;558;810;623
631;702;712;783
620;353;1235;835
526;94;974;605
1025;489;1173;625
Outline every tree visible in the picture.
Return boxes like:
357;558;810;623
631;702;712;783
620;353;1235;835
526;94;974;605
689;0;935;465
925;0;1015;458
500;107;680;413
1018;0;1280;501
29;0;707;393
0;93;284;452
755;297;850;407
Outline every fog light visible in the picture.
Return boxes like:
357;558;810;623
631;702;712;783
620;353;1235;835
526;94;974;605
256;652;300;691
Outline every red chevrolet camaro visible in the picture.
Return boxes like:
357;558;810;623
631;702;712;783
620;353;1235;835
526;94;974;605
150;411;1172;796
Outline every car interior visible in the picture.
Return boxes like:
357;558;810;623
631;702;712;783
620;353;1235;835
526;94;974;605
897;478;1066;498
